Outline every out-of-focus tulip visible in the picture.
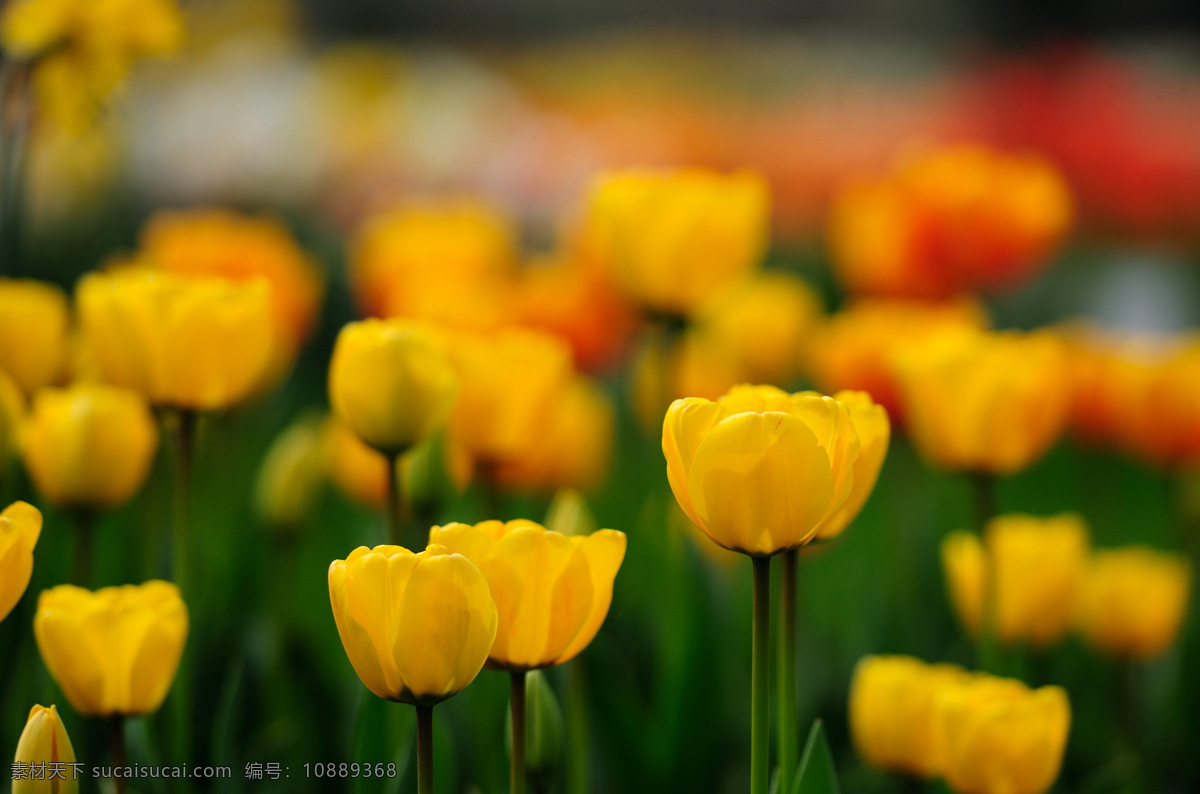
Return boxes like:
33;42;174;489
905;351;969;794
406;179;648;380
0;278;69;396
631;327;744;432
663;384;860;556
1053;323;1127;447
544;488;598;538
328;319;457;455
1106;339;1200;468
77;267;275;411
934;675;1071;794
0;501;41;623
810;298;987;423
255;414;327;530
814;390;890;540
21;384;159;511
328;544;497;704
849;655;971;778
12;704;77;794
583;168;769;316
35;581;188;716
430;520;626;670
350;200;517;323
941;513;1089;648
0;368;24;464
892;329;1069;474
0;0;184;130
495;376;614;494
1074;546;1191;660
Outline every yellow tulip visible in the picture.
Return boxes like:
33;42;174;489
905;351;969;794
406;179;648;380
0;367;25;463
848;655;971;778
76;267;275;411
328;544;497;704
814;390;890;540
934;675;1070;794
429;520;626;670
1074;546;1191;660
21;384;159;510
329;319;458;455
255;414;327;529
12;704;78;794
941;514;1089;648
631;326;745;432
583;168;769;316
0;278;69;396
892;329;1069;474
662;384;860;556
0;501;41;623
34;581;188;716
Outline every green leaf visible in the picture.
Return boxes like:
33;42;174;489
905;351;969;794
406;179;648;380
790;720;840;794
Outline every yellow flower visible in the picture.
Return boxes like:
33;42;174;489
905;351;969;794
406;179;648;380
0;278;69;396
662;384;860;556
941;514;1089;648
77;267;275;411
429;520;626;671
34;580;188;716
848;655;971;778
892;329;1069;474
328;319;458;455
328;544;497;704
814;390;890;540
21;383;159;510
0;501;42;623
255;414;327;529
631;326;744;432
1074;546;1191;660
934;675;1071;794
13;704;77;794
583;168;769;316
0;368;25;463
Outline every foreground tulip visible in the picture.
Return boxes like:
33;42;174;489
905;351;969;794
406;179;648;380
0;501;41;623
813;390;890;541
430;519;625;794
1074;546;1191;660
0;278;69;396
12;705;78;794
329;544;497;794
35;581;188;716
942;514;1089;648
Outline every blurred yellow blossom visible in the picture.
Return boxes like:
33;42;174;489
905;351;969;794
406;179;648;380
255;413;327;530
0;278;69;396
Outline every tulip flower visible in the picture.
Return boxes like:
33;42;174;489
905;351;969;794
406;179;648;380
941;514;1089;648
12;704;78;794
631;326;744;432
328;544;497;794
1074;546;1191;660
0;278;69;396
1105;339;1200;468
34;581;188;716
849;655;972;778
583;168;769;316
934;675;1071;794
430;519;625;794
255;414;327;531
0;501;41;623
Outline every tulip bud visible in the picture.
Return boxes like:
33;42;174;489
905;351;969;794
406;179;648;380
12;705;78;794
0;279;69;396
0;501;42;623
505;670;565;788
544;488;598;537
255;413;327;530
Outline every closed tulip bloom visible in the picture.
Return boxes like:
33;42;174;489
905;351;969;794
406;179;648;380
584;168;769;316
77;268;275;411
849;655;971;778
0;501;42;623
328;319;458;455
13;705;77;794
814;390;890;540
35;581;188;716
942;514;1089;647
429;520;626;670
21;384;159;510
934;676;1070;794
663;384;860;556
328;544;497;704
1074;546;1191;660
0;278;69;396
255;415;327;529
893;329;1069;474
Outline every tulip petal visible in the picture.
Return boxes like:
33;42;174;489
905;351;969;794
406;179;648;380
328;560;394;701
554;529;627;665
662;397;729;532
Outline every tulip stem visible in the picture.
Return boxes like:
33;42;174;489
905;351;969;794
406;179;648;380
415;704;434;794
385;453;403;546
511;670;527;794
170;408;195;766
566;662;590;794
0;61;31;275
72;510;95;587
777;549;798;790
972;471;999;672
751;556;771;794
110;715;127;794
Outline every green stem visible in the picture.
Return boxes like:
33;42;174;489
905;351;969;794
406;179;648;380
751;556;771;794
110;715;126;794
416;704;434;794
170;409;195;767
72;510;94;588
384;453;402;546
972;471;999;672
566;662;589;794
777;550;798;789
511;670;527;794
